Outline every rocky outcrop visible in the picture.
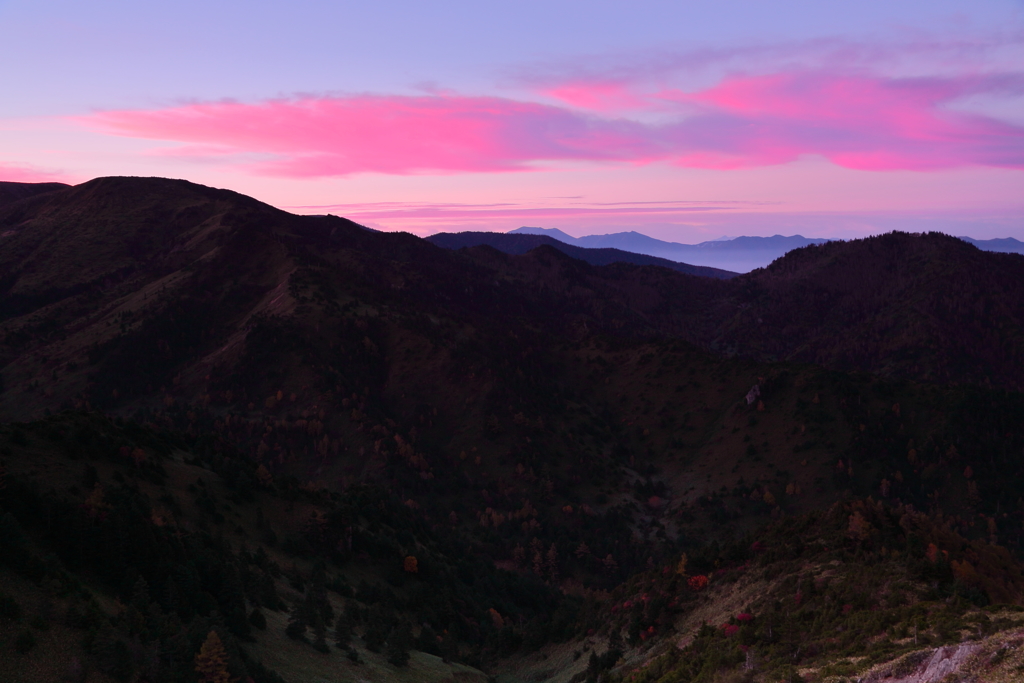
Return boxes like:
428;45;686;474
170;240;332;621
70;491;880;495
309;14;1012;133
861;643;979;683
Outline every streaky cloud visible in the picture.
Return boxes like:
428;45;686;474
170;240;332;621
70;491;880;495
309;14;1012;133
79;70;1024;178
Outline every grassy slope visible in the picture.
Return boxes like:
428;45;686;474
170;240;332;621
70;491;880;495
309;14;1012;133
529;499;1024;683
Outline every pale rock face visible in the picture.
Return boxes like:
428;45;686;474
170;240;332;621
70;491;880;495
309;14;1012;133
862;643;979;683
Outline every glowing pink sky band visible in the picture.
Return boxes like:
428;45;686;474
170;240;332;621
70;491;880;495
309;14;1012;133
83;71;1024;179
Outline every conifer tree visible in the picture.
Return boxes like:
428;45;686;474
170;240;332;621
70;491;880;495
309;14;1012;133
285;596;309;640
248;607;267;630
219;561;251;639
195;630;233;683
310;590;329;653
386;622;412;667
258;570;282;611
309;560;334;627
416;623;440;655
334;613;352;650
363;606;390;652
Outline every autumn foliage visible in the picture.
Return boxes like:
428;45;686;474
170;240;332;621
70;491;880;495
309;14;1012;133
687;575;709;591
195;630;233;683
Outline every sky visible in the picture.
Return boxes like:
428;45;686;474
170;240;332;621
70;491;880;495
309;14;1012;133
1;0;1023;241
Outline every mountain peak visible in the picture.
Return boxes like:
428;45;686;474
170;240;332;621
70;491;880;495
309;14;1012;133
508;226;580;244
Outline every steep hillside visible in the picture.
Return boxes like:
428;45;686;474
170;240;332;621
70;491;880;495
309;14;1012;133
525;498;1024;683
4;409;1024;683
0;412;513;682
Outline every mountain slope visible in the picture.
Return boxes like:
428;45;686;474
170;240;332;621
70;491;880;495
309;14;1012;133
2;178;1024;406
3;177;1024;682
426;231;737;278
718;233;1024;388
0;180;70;209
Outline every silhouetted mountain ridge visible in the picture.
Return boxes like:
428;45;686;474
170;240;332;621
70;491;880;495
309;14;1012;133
426;230;737;278
0;180;70;208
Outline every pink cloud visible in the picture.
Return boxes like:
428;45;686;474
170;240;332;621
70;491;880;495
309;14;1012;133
543;82;647;112
79;72;1024;177
84;96;658;177
665;72;1024;169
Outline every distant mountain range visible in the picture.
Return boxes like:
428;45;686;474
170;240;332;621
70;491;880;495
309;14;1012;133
959;236;1024;253
426;231;737;279
508;226;1024;272
511;227;831;272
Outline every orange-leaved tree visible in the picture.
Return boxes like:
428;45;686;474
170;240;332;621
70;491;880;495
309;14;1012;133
195;630;233;683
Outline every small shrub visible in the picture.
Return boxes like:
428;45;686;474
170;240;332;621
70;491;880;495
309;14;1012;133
15;629;36;653
0;593;22;620
249;608;267;630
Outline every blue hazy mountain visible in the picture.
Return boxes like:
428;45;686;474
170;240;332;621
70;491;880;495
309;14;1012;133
959;237;1024;254
511;228;1024;272
511;228;830;272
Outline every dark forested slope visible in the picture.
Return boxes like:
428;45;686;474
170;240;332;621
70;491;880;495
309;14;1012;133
3;177;1024;682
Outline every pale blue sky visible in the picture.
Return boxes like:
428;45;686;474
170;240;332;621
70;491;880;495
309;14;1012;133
3;0;1020;115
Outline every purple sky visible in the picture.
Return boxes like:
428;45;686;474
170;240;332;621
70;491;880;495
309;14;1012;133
1;0;1022;240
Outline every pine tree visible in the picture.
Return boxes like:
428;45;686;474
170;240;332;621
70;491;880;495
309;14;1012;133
607;625;623;652
258;570;282;611
416;623;440;655
386;622;412;667
219;561;251;639
309;560;334;628
194;630;233;683
334;613;352;650
310;590;329;653
546;543;559;583
285;597;308;640
248;608;267;630
363;606;390;652
343;599;361;626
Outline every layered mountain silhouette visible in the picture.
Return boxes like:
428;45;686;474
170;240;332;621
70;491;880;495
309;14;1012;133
960;235;1024;253
508;226;1024;271
3;176;1024;683
426;230;737;278
3;177;1024;419
511;226;832;272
